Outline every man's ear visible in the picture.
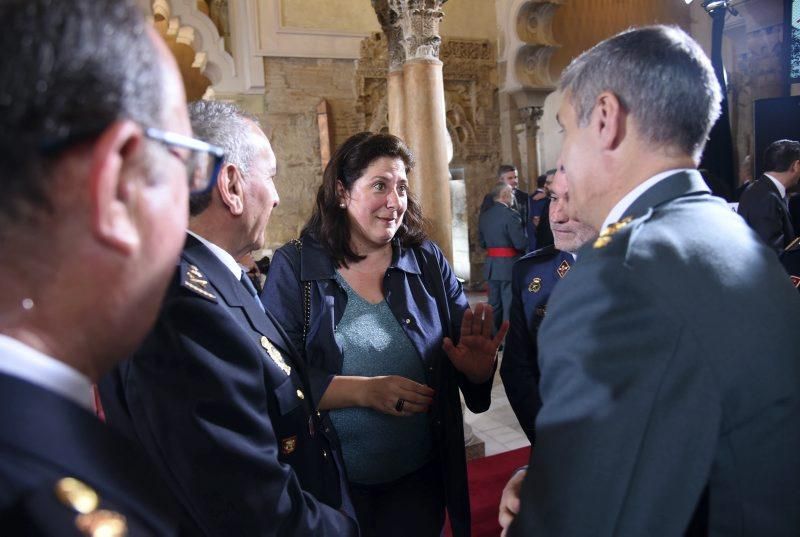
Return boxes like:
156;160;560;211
88;119;144;256
218;163;244;216
592;91;626;151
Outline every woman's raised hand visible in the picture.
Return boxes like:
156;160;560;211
442;303;507;384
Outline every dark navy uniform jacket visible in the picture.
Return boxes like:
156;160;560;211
0;374;180;536
261;236;493;537
510;171;800;536
99;234;357;537
500;246;574;444
526;193;549;252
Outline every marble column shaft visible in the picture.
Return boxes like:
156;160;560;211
403;58;453;261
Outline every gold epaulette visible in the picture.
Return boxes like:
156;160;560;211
180;264;217;302
593;216;633;249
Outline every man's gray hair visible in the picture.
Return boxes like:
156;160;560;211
491;181;512;201
187;100;261;215
559;25;721;159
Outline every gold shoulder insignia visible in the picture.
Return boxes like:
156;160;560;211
593;216;633;249
181;264;217;302
784;236;800;252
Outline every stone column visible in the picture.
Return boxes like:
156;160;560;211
395;0;453;261
515;105;544;191
372;1;406;139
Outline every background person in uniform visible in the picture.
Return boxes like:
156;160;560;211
737;139;800;253
99;101;358;536
526;169;555;252
481;165;529;225
500;163;596;445
507;26;800;536
262;132;505;537
0;0;195;533
479;183;528;335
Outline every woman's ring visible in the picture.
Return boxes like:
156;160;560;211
395;398;405;412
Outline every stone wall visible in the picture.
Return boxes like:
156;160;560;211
257;57;363;253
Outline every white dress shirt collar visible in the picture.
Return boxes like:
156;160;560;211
600;168;694;231
763;173;787;199
0;334;94;412
187;230;242;278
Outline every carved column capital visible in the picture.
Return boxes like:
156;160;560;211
519;105;544;131
371;0;405;71
392;0;447;61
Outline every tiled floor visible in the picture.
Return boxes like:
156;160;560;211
463;358;530;456
463;291;531;457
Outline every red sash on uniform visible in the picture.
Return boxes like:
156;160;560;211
486;247;522;257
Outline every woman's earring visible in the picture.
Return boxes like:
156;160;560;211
339;202;346;208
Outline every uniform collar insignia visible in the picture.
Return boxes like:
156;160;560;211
181;264;217;302
557;259;571;278
594;216;633;249
791;275;800;289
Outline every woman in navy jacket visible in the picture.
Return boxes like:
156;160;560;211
262;132;505;537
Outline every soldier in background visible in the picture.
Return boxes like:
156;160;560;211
479;183;527;335
500;164;596;444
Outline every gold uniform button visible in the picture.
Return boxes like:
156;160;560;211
75;510;128;537
322;449;328;458
296;389;305;400
54;477;99;514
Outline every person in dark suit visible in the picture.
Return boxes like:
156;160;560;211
503;26;800;536
99;101;358;536
0;1;198;534
500;164;596;445
481;165;529;225
479;183;528;334
737;139;800;253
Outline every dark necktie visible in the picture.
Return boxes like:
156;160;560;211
240;270;265;313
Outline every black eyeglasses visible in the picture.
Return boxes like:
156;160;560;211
145;128;225;195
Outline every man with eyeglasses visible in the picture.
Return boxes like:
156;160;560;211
0;0;206;533
99;100;359;536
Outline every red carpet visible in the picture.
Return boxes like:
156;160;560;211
445;446;531;537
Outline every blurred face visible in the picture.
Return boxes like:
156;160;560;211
118;30;191;362
340;156;408;253
549;165;597;253
557;92;605;228
240;123;279;251
500;169;519;189
498;185;513;206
